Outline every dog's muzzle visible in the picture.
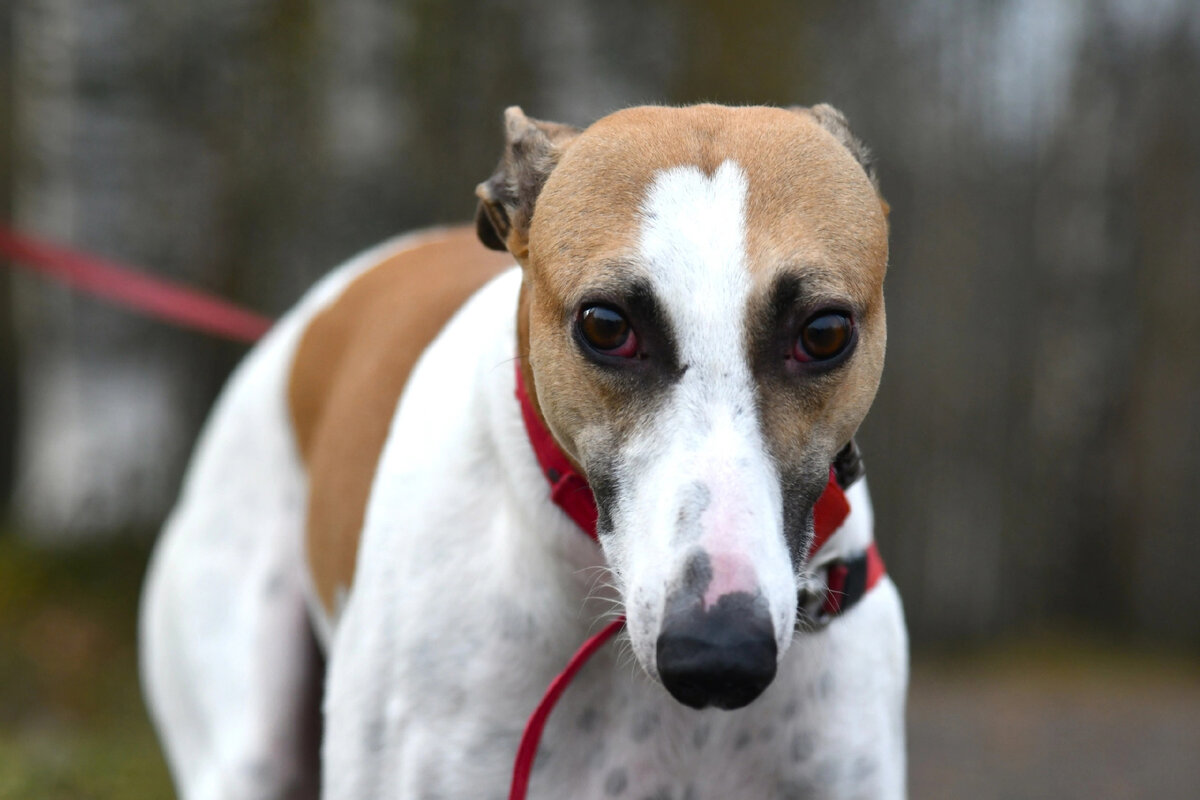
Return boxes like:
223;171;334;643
655;590;777;710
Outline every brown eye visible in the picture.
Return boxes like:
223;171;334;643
794;311;853;362
579;305;637;358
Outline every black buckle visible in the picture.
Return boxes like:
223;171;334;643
796;550;871;630
832;439;865;489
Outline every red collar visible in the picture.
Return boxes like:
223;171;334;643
514;364;600;540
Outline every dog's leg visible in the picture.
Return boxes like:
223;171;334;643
140;321;322;800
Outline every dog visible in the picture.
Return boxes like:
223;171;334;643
141;103;907;800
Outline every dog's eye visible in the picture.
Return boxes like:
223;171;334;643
794;311;854;362
579;305;638;358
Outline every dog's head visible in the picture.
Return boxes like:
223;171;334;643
477;104;889;710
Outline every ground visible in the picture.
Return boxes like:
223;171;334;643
0;535;1197;799
0;536;171;799
909;637;1200;799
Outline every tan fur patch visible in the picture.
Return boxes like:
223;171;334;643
288;227;513;616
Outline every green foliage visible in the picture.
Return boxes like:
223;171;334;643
0;534;172;799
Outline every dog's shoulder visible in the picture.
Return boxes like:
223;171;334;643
287;226;514;618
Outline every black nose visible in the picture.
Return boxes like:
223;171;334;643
656;591;777;710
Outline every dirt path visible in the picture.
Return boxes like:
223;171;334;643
908;643;1200;799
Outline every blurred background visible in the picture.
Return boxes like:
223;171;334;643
1;0;1198;797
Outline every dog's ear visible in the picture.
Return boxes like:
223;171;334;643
792;103;889;216
475;106;582;258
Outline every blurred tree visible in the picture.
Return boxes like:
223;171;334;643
0;0;15;512
10;0;302;538
667;0;816;105
824;0;1200;641
1118;21;1200;639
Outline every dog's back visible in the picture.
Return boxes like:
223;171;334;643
140;226;512;798
287;227;513;638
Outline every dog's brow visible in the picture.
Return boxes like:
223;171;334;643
593;257;641;276
575;262;642;293
762;270;861;318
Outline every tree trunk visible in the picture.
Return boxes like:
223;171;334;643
0;0;16;514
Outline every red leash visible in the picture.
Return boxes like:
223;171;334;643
0;225;273;343
508;617;626;800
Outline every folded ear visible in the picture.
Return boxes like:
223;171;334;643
793;103;888;216
475;106;582;258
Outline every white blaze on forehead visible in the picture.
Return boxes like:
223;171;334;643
638;160;752;374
